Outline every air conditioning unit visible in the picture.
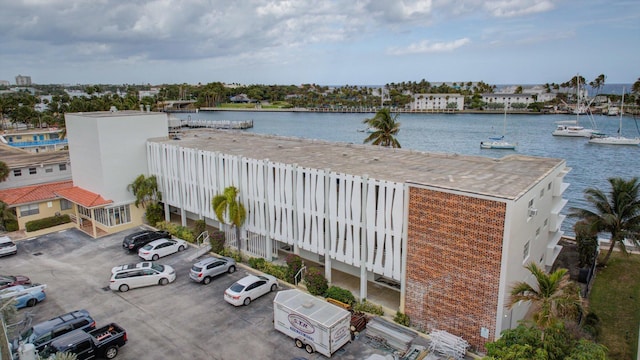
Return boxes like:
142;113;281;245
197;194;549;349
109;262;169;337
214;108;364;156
528;208;538;217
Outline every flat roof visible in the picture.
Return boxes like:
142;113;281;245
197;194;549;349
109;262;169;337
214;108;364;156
66;110;164;118
149;129;566;200
0;143;69;168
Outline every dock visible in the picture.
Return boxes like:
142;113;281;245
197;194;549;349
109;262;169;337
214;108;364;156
180;119;254;130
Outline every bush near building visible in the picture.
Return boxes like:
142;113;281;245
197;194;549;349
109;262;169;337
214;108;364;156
25;214;71;232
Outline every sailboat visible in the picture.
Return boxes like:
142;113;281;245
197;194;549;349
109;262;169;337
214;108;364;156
480;106;517;150
589;88;640;146
552;75;598;137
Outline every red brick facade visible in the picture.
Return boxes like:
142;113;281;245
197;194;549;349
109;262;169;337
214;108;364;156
405;186;505;351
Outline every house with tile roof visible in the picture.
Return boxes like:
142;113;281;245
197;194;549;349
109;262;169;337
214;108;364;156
0;143;71;190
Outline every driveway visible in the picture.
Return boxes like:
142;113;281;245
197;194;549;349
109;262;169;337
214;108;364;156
1;227;413;360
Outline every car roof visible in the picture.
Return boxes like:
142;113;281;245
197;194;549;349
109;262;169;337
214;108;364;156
146;238;172;246
194;256;230;266
236;274;262;286
48;329;90;349
32;310;92;334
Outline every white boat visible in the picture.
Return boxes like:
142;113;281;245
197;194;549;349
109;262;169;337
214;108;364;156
552;75;598;137
589;89;640;146
607;106;620;116
481;107;517;150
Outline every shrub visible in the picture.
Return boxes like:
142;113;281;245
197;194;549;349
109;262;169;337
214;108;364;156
4;219;18;232
145;203;164;226
193;220;207;238
25;214;71;232
154;221;195;242
325;286;355;306
285;254;303;283
209;230;225;254
582;312;601;339
248;257;266;270
394;311;410;327
305;267;328;296
353;299;384;315
220;248;242;262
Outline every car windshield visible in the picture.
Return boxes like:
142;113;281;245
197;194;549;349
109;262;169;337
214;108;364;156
20;327;34;342
141;244;153;250
151;263;164;272
229;283;246;293
0;242;14;248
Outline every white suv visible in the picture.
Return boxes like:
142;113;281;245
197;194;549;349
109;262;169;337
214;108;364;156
109;262;176;292
0;236;17;257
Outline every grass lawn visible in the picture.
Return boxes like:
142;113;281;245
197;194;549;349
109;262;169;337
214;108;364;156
589;251;640;360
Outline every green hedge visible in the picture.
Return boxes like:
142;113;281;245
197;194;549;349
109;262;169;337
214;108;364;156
25;214;71;232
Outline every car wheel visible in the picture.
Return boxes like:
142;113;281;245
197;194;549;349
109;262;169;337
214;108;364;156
305;344;314;354
26;298;37;307
228;265;236;274
202;276;211;285
295;339;304;348
243;297;251;306
105;346;118;359
270;284;277;292
152;254;159;261
178;245;185;252
119;284;129;292
159;278;169;285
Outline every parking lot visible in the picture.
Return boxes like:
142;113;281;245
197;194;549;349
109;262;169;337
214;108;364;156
1;227;411;360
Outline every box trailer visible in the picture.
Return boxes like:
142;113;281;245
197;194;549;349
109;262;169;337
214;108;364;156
274;289;351;357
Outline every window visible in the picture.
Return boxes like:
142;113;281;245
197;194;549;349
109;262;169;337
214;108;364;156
523;241;530;261
59;164;67;171
20;204;39;216
13;169;21;177
528;198;534;208
544;218;548;227
548;182;552;190
94;205;131;227
536;227;540;236
60;199;72;210
45;167;53;173
29;167;37;175
540;188;544;198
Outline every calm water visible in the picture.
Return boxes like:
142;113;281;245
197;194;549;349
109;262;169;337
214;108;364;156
173;110;640;236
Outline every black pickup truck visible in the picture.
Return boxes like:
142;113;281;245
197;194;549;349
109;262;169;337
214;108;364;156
40;323;127;359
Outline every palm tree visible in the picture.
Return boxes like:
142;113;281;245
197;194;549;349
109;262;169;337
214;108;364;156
212;186;246;252
127;175;161;208
508;262;582;337
362;108;401;148
569;177;640;266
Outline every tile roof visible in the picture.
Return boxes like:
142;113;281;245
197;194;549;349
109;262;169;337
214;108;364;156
55;187;113;208
0;180;112;208
0;180;74;206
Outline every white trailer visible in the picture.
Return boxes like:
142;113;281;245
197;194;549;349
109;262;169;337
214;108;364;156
273;289;351;357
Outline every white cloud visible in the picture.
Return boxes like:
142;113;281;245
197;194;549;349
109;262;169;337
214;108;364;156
387;38;470;55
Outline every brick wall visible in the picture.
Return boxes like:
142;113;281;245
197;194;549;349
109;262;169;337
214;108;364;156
405;186;505;351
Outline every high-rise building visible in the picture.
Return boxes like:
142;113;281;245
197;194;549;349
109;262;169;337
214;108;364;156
15;75;32;86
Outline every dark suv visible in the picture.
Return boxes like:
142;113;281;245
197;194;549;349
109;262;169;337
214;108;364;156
122;230;170;252
12;309;96;354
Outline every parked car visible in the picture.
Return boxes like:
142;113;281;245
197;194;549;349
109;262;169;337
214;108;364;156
138;238;187;261
189;256;237;285
0;284;47;309
0;236;18;257
109;262;176;292
122;230;170;252
0;275;31;290
12;309;96;354
39;323;127;360
224;274;278;306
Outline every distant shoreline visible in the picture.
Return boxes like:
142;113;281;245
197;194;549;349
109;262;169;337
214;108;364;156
174;107;562;115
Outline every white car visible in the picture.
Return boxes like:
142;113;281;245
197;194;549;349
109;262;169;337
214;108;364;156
224;274;278;306
109;262;176;292
138;238;187;261
0;236;17;257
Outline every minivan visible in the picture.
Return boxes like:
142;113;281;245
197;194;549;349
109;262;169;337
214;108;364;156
12;309;95;354
109;262;176;292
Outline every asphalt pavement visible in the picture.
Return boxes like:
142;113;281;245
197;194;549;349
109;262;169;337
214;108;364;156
0;227;417;360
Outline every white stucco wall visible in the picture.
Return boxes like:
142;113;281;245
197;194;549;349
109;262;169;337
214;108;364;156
66;111;168;204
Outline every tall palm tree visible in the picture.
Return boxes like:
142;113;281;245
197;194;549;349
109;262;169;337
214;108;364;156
569;177;640;266
362;108;401;148
508;263;582;337
212;186;246;252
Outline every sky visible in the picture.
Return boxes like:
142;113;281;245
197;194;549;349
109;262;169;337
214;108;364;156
1;0;638;86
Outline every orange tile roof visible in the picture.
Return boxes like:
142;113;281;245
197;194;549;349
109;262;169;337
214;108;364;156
0;180;113;208
55;187;113;208
0;180;74;206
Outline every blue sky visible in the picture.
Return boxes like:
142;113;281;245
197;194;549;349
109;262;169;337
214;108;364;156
1;0;638;86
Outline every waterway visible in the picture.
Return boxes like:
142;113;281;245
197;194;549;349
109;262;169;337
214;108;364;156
171;110;640;236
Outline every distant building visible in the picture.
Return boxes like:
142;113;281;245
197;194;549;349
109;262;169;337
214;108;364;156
138;88;161;100
0;143;71;190
0;80;9;86
408;93;464;111
481;93;536;109
2;128;68;153
15;75;32;86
